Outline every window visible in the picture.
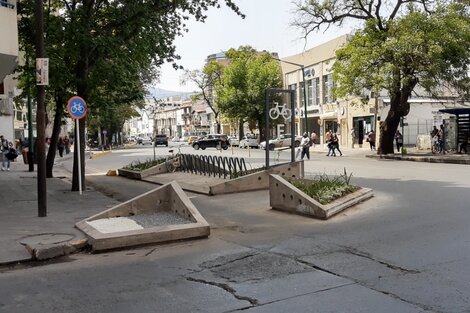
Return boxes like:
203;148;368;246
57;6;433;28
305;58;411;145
288;84;297;106
315;78;320;106
306;79;313;106
322;74;334;104
299;81;305;107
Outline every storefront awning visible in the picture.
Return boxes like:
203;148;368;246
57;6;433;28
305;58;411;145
319;111;337;119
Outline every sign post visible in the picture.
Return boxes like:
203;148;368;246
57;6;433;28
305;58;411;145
67;96;88;195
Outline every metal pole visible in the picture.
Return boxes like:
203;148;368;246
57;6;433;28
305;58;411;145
290;90;295;162
265;89;270;169
76;119;82;195
301;67;308;133
35;0;47;217
401;117;404;157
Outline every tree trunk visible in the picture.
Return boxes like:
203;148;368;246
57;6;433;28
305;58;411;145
238;119;244;140
378;73;416;154
46;92;65;177
258;116;265;142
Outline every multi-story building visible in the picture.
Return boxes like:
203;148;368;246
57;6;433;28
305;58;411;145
0;0;18;141
280;35;468;149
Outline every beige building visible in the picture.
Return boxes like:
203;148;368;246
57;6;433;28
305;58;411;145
280;35;377;147
0;0;19;141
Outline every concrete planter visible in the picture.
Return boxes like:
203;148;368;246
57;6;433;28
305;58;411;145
209;161;304;195
269;174;373;220
118;160;169;180
76;181;210;251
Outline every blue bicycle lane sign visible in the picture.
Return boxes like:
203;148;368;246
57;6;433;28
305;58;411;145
67;96;88;119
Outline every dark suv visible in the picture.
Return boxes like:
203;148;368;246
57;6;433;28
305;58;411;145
192;134;229;150
154;134;168;147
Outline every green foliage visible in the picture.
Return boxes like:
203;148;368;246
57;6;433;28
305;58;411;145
289;169;358;205
215;46;283;130
16;0;244;137
123;158;166;171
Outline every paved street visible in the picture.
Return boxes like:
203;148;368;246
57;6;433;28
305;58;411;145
0;145;469;313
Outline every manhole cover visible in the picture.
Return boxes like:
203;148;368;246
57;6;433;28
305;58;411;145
20;233;75;246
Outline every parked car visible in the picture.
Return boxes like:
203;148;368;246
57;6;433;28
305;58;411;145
259;133;301;150
228;136;239;147
192;134;229;150
239;135;259;149
137;136;153;145
154;134;168;146
187;136;199;145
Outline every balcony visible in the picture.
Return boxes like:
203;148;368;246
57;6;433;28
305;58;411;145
0;0;18;81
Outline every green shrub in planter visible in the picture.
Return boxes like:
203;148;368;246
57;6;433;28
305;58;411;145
288;168;358;205
123;158;166;172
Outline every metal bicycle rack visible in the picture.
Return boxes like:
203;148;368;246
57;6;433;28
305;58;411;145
177;154;248;179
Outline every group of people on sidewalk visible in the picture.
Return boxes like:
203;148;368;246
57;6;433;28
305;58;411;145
1;135;18;171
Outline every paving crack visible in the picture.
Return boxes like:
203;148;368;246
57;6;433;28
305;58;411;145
343;247;420;274
144;247;158;256
186;277;258;306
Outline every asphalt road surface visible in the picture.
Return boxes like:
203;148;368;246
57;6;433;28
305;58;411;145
1;145;468;313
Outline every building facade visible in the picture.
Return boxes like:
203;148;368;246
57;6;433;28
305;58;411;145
0;0;18;141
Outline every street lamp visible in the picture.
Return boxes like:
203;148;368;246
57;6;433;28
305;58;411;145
274;58;309;133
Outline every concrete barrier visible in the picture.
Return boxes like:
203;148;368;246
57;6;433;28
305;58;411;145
75;181;210;251
118;160;168;179
209;161;304;195
269;174;373;220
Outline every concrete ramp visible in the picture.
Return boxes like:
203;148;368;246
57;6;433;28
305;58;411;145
75;181;210;251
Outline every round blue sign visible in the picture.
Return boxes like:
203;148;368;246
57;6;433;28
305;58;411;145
67;96;87;119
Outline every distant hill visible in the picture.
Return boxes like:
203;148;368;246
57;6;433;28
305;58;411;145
146;87;197;100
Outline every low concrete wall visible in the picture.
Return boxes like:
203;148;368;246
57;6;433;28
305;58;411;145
118;160;168;180
76;182;210;251
269;174;373;220
209;161;304;195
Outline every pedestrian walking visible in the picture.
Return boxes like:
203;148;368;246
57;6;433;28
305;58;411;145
310;131;317;148
57;137;65;157
332;133;343;156
300;132;311;160
1;135;11;171
64;136;70;154
325;130;335;156
367;130;376;150
395;130;403;152
350;128;356;149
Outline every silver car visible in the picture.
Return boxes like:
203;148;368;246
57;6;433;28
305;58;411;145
259;133;301;150
239;135;259;148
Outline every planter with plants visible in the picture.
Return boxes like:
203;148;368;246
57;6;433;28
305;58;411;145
269;169;373;219
118;158;168;180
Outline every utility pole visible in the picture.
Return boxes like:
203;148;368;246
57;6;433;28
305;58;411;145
35;0;47;217
26;58;34;172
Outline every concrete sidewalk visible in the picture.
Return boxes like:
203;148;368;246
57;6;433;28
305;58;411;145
0;159;119;264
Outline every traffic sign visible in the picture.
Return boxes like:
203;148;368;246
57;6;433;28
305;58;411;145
67;96;87;119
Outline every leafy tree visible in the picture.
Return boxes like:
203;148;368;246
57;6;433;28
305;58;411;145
17;0;244;190
181;60;225;133
294;1;470;154
215;46;283;141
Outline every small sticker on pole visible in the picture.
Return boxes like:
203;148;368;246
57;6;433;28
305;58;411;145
36;58;49;86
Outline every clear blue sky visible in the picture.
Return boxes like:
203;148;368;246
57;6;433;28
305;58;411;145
154;0;352;92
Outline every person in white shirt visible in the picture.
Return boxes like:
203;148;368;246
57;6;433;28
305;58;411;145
300;132;311;160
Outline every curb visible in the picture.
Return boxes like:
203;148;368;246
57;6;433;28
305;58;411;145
89;150;112;159
22;239;89;261
366;154;470;165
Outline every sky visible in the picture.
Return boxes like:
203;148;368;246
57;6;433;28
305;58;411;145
153;0;353;93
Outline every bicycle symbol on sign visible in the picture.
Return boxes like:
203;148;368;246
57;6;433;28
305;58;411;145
70;101;85;114
269;102;292;120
